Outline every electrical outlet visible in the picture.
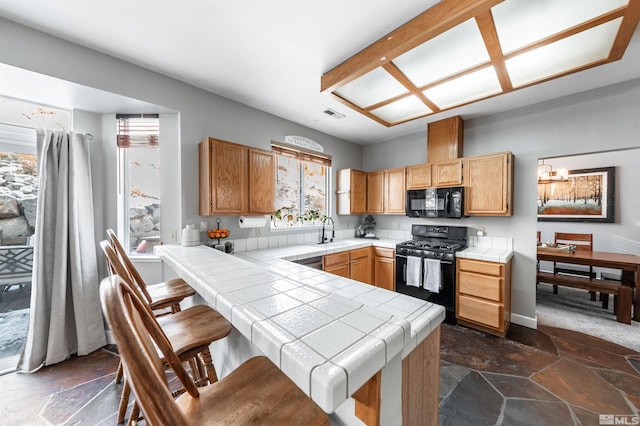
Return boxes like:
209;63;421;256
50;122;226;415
171;230;177;241
200;221;208;232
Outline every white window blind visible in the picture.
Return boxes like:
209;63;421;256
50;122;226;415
116;114;159;148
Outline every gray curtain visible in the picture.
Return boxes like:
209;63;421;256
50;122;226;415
19;129;106;371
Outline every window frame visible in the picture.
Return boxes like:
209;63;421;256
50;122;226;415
116;114;161;256
271;144;332;230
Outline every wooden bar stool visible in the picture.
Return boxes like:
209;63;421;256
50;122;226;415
106;229;195;314
106;229;197;395
100;241;232;424
100;274;329;426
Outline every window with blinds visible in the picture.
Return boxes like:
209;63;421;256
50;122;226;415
271;143;331;228
116;114;161;255
116;114;159;148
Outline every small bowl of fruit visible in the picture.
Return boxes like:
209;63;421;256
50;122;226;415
207;228;229;239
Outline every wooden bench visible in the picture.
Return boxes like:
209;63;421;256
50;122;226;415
537;271;632;324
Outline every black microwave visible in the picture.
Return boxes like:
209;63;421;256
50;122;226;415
406;187;465;218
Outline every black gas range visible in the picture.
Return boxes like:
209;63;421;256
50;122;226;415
395;224;468;324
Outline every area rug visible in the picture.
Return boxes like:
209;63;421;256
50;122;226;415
536;285;640;352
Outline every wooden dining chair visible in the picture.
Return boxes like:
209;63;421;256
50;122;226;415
100;240;232;424
101;274;329;426
553;232;599;299
106;229;195;314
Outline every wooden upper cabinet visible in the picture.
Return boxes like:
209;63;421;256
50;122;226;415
367;168;405;214
406;164;431;190
385;167;406;214
427;116;463;162
464;152;513;216
199;138;274;216
432;159;463;187
367;171;384;214
336;169;366;215
248;148;276;214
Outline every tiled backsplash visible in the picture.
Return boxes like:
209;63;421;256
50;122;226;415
210;229;512;253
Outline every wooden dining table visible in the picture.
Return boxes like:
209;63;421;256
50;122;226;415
537;248;640;323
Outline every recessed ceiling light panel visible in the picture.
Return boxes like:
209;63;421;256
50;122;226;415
334;67;407;108
393;18;491;87
423;67;502;109
370;96;433;123
506;18;622;87
492;0;629;54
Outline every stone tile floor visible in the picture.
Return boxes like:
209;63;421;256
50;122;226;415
0;323;638;425
440;323;640;426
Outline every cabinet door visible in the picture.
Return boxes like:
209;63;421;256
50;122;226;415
385;168;406;214
248;148;275;214
374;256;395;290
432;159;463;187
350;257;371;284
337;169;366;215
325;263;350;278
214;141;246;213
202;139;246;214
465;152;512;216
351;170;367;214
367;171;384;214
406;164;431;189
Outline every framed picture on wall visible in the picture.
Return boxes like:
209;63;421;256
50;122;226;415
537;167;615;222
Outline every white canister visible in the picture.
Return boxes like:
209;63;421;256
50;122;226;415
181;224;200;246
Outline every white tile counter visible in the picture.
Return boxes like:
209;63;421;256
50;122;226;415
155;242;444;417
456;235;514;263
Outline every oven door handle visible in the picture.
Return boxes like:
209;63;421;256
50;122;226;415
395;254;454;265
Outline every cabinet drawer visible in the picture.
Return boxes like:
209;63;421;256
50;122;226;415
323;252;349;267
350;247;371;260
459;272;503;302
458;258;504;276
458;295;502;329
374;247;394;259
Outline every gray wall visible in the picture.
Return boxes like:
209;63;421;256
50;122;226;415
363;78;640;324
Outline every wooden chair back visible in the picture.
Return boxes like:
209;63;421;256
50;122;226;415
537;231;541;243
553;232;594;278
100;275;200;425
106;229;153;303
99;240;153;316
554;232;593;252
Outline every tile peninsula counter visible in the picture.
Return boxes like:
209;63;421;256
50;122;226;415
156;241;444;425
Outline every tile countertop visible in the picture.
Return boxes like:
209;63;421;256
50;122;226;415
155;242;443;414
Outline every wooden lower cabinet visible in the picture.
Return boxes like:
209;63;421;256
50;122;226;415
456;258;512;336
350;247;372;284
323;252;350;278
373;247;395;290
323;247;393;288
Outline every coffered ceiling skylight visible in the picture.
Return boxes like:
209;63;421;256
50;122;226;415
321;0;640;127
